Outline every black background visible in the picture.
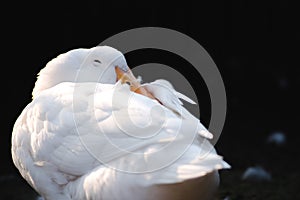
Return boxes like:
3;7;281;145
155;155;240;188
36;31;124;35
2;1;300;199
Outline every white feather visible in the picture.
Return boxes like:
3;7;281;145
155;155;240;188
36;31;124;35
143;79;213;139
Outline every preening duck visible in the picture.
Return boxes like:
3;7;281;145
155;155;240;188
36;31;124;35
12;46;230;200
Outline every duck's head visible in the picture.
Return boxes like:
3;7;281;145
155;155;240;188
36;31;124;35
32;46;154;99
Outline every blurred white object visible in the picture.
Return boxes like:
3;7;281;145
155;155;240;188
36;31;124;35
242;166;271;181
267;132;286;146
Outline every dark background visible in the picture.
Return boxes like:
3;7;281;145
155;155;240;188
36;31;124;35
2;1;299;199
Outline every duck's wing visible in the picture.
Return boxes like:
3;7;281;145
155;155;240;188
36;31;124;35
142;79;213;139
12;82;229;199
12;82;107;198
142;79;195;112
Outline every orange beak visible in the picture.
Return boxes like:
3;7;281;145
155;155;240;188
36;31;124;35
115;66;156;100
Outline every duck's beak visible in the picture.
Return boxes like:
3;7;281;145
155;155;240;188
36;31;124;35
115;66;156;100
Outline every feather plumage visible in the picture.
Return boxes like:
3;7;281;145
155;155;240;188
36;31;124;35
12;46;230;200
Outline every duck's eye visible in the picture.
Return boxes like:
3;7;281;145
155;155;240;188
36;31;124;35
94;59;101;63
125;81;131;86
93;60;101;67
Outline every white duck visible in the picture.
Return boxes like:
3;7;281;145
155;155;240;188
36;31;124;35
12;46;230;200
